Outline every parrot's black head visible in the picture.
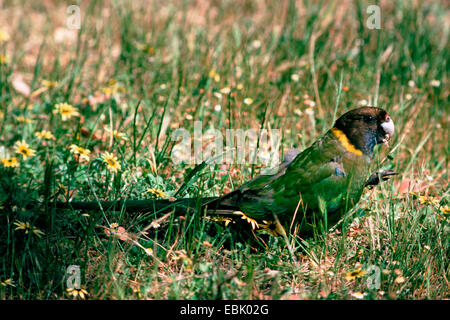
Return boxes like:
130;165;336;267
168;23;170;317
333;107;394;157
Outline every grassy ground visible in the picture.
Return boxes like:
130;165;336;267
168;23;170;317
0;0;448;299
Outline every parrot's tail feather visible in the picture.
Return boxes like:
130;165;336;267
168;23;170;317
55;197;218;213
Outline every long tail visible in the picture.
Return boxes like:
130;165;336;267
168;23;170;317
55;197;218;213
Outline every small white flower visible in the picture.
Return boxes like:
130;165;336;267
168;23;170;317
258;150;271;161
408;80;415;87
305;107;314;115
243;98;253;105
214;104;221;112
351;292;367;299
291;74;300;82
143;248;153;256
430;80;440;87
251;40;261;49
220;87;231;94
150;221;161;229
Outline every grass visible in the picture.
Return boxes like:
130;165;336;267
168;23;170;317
0;0;448;300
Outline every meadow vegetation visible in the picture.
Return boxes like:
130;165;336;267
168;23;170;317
0;0;448;299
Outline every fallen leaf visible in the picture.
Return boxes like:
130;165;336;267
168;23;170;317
396;178;433;194
12;74;31;96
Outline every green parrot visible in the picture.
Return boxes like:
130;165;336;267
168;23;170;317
201;106;396;235
57;107;396;237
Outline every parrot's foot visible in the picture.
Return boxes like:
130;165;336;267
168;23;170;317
365;170;398;187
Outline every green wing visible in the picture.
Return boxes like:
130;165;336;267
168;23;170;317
208;130;369;223
236;131;352;220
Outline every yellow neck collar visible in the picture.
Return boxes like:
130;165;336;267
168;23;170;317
331;128;363;156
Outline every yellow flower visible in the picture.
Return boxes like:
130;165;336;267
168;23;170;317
102;152;121;173
42;80;59;89
233;211;259;230
259;220;286;237
209;70;220;82
101;79;125;96
0;54;9;65
418;195;439;206
208;216;234;227
13;140;36;160
66;286;88;299
31;80;59;97
19;103;32;110
35;130;55;140
101;86;116;95
13;220;45;238
1;157;19;168
34;228;46;238
0;29;10;42
16;116;35;123
136;43;155;55
104;126;128;141
394;276;406;284
110;222;119;229
439;205;449;215
0;278;15;287
220;87;231;94
345;268;366;281
69;144;91;162
145;188;167;199
53;102;80;121
101;84;126;95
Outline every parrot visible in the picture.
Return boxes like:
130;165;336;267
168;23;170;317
202;106;396;236
57;107;396;237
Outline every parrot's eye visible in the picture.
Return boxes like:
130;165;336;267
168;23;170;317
363;115;376;124
386;115;391;122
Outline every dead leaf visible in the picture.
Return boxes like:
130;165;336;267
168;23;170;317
12;74;31;96
396;178;433;194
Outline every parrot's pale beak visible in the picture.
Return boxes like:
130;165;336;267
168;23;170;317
381;116;394;147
